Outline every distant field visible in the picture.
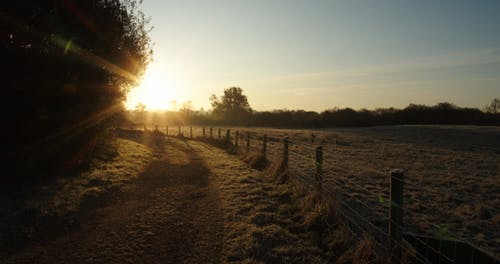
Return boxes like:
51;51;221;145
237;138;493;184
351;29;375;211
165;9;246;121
160;124;499;256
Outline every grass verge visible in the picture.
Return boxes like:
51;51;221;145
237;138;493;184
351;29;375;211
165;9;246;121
192;136;385;262
0;137;154;255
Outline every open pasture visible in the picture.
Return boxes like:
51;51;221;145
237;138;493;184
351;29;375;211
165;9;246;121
189;125;500;257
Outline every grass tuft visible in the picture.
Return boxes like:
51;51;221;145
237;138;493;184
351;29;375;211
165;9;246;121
242;153;269;170
351;235;383;264
269;158;289;184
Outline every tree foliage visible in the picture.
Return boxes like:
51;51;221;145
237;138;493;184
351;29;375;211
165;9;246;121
1;0;152;179
127;99;500;128
210;87;252;124
249;102;495;127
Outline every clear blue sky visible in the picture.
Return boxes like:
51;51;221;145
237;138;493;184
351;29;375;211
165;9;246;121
133;0;500;111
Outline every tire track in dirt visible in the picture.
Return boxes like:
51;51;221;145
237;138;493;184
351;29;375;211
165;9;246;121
4;138;223;264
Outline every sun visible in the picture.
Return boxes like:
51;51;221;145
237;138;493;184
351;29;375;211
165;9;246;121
125;64;178;111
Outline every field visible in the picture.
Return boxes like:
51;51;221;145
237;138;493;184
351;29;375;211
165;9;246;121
2;131;376;263
3;124;498;262
172;124;499;257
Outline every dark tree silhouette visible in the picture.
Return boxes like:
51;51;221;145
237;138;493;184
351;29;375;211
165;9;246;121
1;0;152;180
210;87;252;124
485;98;500;114
125;99;499;129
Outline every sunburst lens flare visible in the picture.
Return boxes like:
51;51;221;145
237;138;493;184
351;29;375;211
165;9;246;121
125;64;178;111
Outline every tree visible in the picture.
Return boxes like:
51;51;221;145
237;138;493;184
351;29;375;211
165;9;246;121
180;101;194;114
2;0;152;180
485;98;500;114
210;87;252;124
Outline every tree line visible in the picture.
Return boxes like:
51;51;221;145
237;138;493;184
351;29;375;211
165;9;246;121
250;102;499;127
127;87;500;128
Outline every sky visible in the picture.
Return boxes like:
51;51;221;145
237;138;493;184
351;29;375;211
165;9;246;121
128;0;500;111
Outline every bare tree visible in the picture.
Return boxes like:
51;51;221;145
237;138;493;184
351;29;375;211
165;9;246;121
485;98;500;114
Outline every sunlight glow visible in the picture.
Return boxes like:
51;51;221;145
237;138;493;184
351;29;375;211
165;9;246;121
125;64;178;111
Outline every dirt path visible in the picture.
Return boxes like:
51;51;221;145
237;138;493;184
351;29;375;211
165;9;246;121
4;138;223;264
4;137;328;264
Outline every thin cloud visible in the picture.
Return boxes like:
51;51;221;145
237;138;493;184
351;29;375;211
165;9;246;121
250;48;500;85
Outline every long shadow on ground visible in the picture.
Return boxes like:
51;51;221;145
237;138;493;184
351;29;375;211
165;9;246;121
2;134;223;264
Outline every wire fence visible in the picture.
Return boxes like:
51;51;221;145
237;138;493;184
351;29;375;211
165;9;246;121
123;124;499;264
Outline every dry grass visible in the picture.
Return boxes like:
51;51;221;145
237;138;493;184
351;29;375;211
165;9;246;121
3;130;391;262
188;140;331;263
243;152;269;171
28;138;153;214
220;125;500;256
189;136;390;262
294;185;385;263
0;137;154;255
350;236;383;264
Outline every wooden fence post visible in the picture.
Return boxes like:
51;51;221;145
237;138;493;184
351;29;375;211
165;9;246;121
262;135;267;158
315;146;323;193
210;127;213;139
166;126;169;136
283;138;289;169
389;169;404;264
190;127;193;139
218;128;221;140
235;131;239;147
144;124;147;131
246;132;250;152
226;129;230;144
202;127;206;137
178;125;181;136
